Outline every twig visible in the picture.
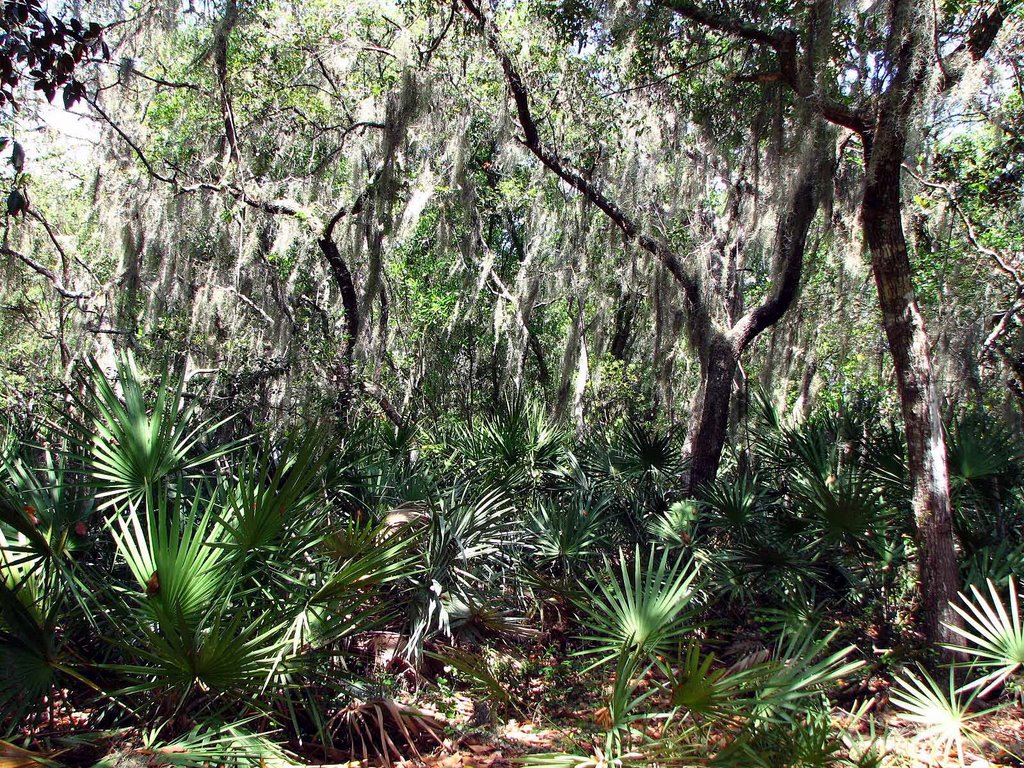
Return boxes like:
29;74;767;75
904;163;1024;289
0;244;90;300
26;209;99;283
88;96;176;184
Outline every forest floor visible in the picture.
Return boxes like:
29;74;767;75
6;646;1023;768
399;694;1024;768
379;640;1024;768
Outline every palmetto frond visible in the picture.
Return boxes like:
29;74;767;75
701;473;765;530
2;448;93;560
0;536;61;727
948;414;1023;491
0;476;95;732
452;394;567;494
746;629;863;727
944;577;1024;695
131;721;289;768
646;500;698;549
104;485;292;699
405;485;517;655
530;492;612;575
610;422;684;481
120;608;289;696
108;487;227;629
78;353;235;509
790;465;886;543
889;665;995;764
222;431;329;554
575;546;699;667
654;643;756;722
312;517;421;606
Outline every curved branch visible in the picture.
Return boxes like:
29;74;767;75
1;244;90;300
904;163;1024;290
661;0;795;49
661;0;870;135
88;97;175;183
730;148;826;351
213;0;241;164
460;0;703;313
26;209;99;283
937;0;1011;91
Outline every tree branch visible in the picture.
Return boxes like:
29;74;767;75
660;0;794;49
904;163;1024;290
26;209;99;283
661;0;870;135
213;0;241;164
0;244;90;300
937;1;1011;92
88;97;176;183
460;0;703;312
361;380;405;427
730;145;826;350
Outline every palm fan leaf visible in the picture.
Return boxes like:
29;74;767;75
575;545;699;667
77;353;235;509
944;577;1024;695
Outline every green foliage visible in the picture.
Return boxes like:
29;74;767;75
889;666;994;764
3;0;1024;760
573;545;699;667
4;350;1024;765
944;577;1024;696
452;394;568;497
76;353;234;510
529;491;612;577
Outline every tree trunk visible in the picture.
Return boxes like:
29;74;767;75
555;297;585;421
685;136;828;494
863;169;961;648
686;333;740;494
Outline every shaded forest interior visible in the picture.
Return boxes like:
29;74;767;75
2;0;1024;766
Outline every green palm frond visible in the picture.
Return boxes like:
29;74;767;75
791;465;885;543
962;540;1024;587
78;353;235;509
0;485;52;563
312;518;420;605
222;431;329;554
712;537;820;605
130;721;289;768
119;607;288;696
948;414;1023;490
530;492;612;575
653;643;756;722
944;577;1024;695
646;500;698;549
575;545;699;667
889;665;995;764
747;629;863;727
406;486;516;655
447;594;539;645
610;421;683;481
452;394;567;494
701;473;764;530
2;448;94;560
448;485;517;561
107;487;227;629
750;387;783;434
0;567;59;726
